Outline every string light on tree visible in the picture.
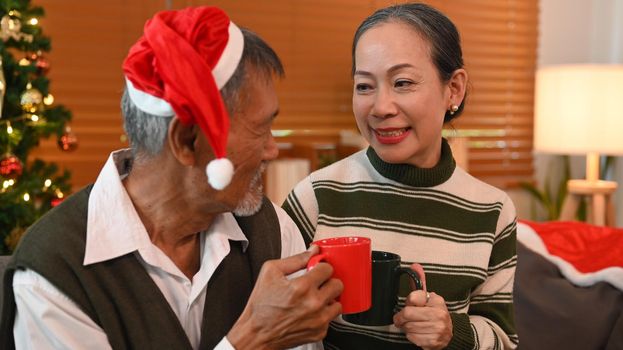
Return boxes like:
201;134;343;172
51;188;64;207
43;93;54;105
2;179;15;192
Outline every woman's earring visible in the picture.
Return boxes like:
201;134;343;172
449;105;459;116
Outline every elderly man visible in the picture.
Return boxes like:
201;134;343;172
0;6;342;350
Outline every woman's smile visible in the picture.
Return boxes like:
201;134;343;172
373;127;412;144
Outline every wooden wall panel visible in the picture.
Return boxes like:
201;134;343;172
29;0;537;190
30;0;164;188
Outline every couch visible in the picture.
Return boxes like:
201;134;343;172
514;221;623;350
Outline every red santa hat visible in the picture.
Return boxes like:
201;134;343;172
122;6;243;190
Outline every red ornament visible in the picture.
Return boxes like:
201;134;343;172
35;56;50;75
51;197;63;207
0;154;23;179
58;127;78;152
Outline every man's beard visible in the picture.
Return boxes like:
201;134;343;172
233;163;267;217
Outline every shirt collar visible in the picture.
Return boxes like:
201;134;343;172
84;149;248;266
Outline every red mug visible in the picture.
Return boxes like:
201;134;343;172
307;236;371;314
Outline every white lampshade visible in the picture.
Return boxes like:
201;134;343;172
534;64;623;156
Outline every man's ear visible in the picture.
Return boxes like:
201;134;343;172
167;118;197;167
447;68;468;105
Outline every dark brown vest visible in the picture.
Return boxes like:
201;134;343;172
1;185;281;349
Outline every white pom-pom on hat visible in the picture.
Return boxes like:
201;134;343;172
206;158;234;190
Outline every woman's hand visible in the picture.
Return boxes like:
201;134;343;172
393;264;453;350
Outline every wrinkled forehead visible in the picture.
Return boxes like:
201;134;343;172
354;21;434;69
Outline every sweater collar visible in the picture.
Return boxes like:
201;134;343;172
366;138;456;187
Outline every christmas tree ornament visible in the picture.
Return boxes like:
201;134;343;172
0;12;33;42
0;2;74;253
0;14;21;41
58;126;78;152
35;56;50;75
20;87;43;112
0;153;23;179
51;197;63;207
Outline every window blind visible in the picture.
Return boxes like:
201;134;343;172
30;0;536;189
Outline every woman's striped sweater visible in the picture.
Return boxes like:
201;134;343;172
283;140;518;350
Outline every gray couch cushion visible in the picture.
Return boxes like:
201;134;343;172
514;241;623;350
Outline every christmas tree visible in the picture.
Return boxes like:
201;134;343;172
0;0;75;254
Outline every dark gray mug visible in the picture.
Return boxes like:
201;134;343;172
343;250;422;326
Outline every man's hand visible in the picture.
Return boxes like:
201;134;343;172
227;246;344;350
393;264;452;350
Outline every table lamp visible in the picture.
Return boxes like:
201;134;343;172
534;64;623;226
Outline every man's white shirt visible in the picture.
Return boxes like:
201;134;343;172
12;150;318;350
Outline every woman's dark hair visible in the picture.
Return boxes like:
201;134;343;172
352;3;466;123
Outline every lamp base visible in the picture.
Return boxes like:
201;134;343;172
559;179;617;226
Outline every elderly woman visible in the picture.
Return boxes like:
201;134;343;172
283;3;518;350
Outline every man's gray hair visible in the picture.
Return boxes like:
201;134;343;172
121;27;284;159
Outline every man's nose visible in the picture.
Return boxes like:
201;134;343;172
263;132;279;161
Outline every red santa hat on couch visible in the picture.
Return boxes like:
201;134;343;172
122;6;243;190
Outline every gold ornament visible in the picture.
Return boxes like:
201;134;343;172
20;87;43;113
